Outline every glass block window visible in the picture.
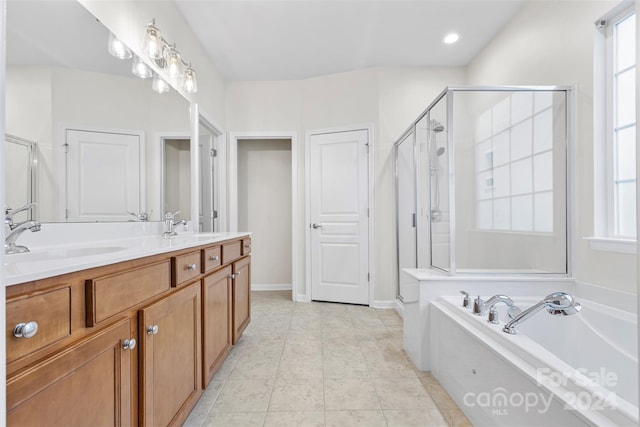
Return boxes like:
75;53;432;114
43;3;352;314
475;92;555;233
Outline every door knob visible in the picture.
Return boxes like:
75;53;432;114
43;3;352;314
122;338;136;350
13;321;38;339
312;223;323;229
146;325;159;335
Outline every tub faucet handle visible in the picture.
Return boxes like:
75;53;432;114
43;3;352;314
459;291;471;308
473;296;485;315
487;307;499;324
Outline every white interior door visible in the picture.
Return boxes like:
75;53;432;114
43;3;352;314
309;129;369;305
66;129;141;222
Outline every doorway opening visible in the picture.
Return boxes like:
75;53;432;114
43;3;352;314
230;132;298;300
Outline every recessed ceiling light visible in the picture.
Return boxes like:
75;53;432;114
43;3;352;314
443;32;461;45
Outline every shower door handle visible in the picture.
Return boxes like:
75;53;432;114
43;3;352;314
412;213;417;228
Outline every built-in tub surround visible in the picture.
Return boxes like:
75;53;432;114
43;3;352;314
431;296;638;426
4;221;249;286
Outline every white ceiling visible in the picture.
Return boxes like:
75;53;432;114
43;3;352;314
174;0;527;81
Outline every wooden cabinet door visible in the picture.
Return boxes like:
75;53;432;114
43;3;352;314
232;257;251;344
7;318;134;427
140;282;202;427
202;266;233;387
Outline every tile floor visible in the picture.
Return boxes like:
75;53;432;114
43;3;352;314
184;291;471;427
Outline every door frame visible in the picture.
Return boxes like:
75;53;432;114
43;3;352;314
229;131;298;300
305;123;374;306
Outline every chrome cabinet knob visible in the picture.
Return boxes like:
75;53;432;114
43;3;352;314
244;244;251;249
230;274;235;280
236;271;241;276
187;263;197;271
13;321;38;339
209;255;219;261
122;338;136;350
146;325;159;335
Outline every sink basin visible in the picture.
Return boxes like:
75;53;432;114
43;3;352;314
6;246;128;262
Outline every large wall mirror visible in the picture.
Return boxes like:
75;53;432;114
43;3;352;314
5;0;191;223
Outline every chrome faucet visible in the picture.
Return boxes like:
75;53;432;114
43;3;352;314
473;294;514;323
128;211;149;222
503;292;581;334
163;211;187;237
5;204;41;254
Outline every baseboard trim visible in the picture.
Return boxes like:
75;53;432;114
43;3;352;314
251;283;292;291
371;299;396;309
295;294;311;302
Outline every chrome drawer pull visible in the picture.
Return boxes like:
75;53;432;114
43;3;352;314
187;263;197;271
146;325;159;335
122;338;136;350
209;255;219;262
13;321;38;339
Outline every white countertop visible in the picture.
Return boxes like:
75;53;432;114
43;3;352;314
4;232;251;287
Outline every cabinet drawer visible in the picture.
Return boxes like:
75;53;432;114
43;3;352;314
222;240;242;264
7;286;72;363
172;251;201;287
202;246;222;274
241;238;252;256
86;261;171;326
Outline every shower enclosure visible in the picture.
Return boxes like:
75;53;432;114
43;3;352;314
395;86;572;296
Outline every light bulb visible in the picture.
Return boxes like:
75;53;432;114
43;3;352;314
108;32;132;59
182;66;197;93
165;45;183;82
152;73;170;93
131;55;153;79
143;21;163;60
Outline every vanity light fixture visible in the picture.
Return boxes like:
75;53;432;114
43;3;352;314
152;73;170;93
182;65;197;94
443;32;461;45
109;19;198;94
131;55;153;79
142;20;163;60
142;19;198;94
165;44;183;82
107;32;132;59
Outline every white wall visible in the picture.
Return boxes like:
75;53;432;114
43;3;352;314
467;0;636;293
237;139;292;286
226;66;465;303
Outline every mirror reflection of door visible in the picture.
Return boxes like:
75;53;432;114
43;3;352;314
163;138;191;220
5;135;36;222
199;122;215;232
65;129;143;222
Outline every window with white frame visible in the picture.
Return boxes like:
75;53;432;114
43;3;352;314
475;91;555;233
608;9;637;238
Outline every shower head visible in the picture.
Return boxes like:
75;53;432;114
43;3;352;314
543;292;581;315
431;119;445;133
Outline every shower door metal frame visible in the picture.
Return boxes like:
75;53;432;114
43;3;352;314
393;85;575;297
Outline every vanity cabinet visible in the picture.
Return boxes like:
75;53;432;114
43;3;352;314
140;281;202;427
202;265;233;387
7;318;134;427
232;256;251;344
6;236;251;427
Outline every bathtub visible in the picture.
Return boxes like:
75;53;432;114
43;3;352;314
430;296;638;426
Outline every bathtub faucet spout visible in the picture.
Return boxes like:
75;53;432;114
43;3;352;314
502;292;581;334
473;294;513;320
